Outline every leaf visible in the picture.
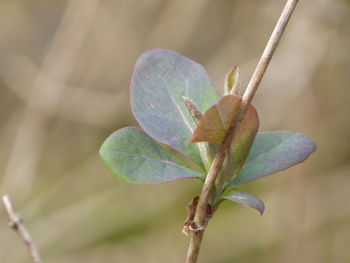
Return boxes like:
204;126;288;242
222;189;265;215
131;49;219;169
191;95;259;146
191;94;259;178
191;95;241;144
226;131;317;187
99;127;205;184
228;100;259;177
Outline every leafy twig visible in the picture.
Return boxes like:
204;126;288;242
185;0;300;262
2;195;42;263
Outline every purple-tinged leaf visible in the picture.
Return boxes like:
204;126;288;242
226;131;317;187
99;127;204;184
222;189;265;215
131;49;219;169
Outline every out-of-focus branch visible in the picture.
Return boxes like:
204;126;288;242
0;0;100;196
2;195;42;263
0;54;123;127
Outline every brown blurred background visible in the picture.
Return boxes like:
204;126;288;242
0;0;349;262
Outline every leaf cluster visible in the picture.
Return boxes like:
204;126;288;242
100;49;316;215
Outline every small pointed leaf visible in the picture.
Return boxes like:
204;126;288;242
182;96;203;124
226;131;317;187
99;127;204;184
131;49;219;169
222;189;265;215
224;66;241;95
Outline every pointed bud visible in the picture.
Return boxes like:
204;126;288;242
182;96;203;124
224;66;241;95
183;196;199;235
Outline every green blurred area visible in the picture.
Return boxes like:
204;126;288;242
0;0;349;262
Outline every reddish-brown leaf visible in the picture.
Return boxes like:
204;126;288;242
228;100;259;176
191;95;241;144
191;94;259;178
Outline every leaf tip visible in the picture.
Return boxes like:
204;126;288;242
222;189;265;216
258;203;265;216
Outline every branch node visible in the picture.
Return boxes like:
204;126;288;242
189;223;205;232
9;218;21;230
2;194;43;263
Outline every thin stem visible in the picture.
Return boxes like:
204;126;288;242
186;231;204;263
241;0;299;112
185;1;299;262
2;195;43;263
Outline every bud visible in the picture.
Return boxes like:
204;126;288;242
224;66;241;95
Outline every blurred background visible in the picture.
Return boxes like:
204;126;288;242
0;0;349;262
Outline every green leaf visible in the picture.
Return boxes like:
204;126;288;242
99;127;205;184
222;189;265;215
131;49;219;169
226;131;317;187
